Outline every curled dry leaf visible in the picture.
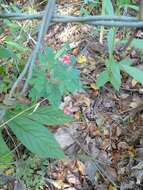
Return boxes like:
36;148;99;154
54;128;75;149
118;142;128;150
76;160;85;176
128;146;136;158
131;79;138;87
66;173;80;185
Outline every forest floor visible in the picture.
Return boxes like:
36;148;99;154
1;0;143;190
43;1;143;190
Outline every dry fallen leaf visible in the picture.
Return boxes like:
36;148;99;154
128;145;136;157
90;83;99;91
77;55;87;64
116;126;122;137
66;173;80;185
65;188;77;190
129;102;139;109
76;160;85;175
103;128;109;136
74;111;81;120
83;96;91;107
106;166;117;181
49;179;69;189
5;168;14;176
54;128;75;149
131;79;138;87
108;184;117;190
118;141;128;150
72;47;79;56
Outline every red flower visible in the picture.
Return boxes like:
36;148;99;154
62;54;71;64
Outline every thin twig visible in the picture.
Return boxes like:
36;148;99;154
8;48;33;98
21;0;55;94
4;127;20;160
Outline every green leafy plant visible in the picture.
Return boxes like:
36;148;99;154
0;43;82;165
16;155;48;190
0;19;31;93
0;104;72;166
117;0;139;11
0;129;13;165
80;0;99;16
96;0;143;90
96;27;143;90
29;46;82;107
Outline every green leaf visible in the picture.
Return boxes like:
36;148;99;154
120;39;143;50
5;41;29;52
29;73;47;100
110;60;121;84
109;60;121;90
38;53;48;66
70;55;76;65
107;28;115;56
44;47;55;67
52;63;82;93
121;65;143;85
120;4;139;11
0;130;13;165
10;119;64;159
6;105;72;158
103;0;114;15
7;114;65;159
34;74;47;93
119;59;133;67
0;46;14;59
96;70;109;87
110;75;120;91
28;106;72;126
46;82;62;107
29;47;82;104
80;7;90;16
130;39;143;50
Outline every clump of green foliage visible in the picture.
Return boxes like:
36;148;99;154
16;155;48;190
0;20;82;164
96;27;143;90
29;45;82;106
96;0;143;90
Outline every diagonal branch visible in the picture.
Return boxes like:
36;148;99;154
21;0;56;94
